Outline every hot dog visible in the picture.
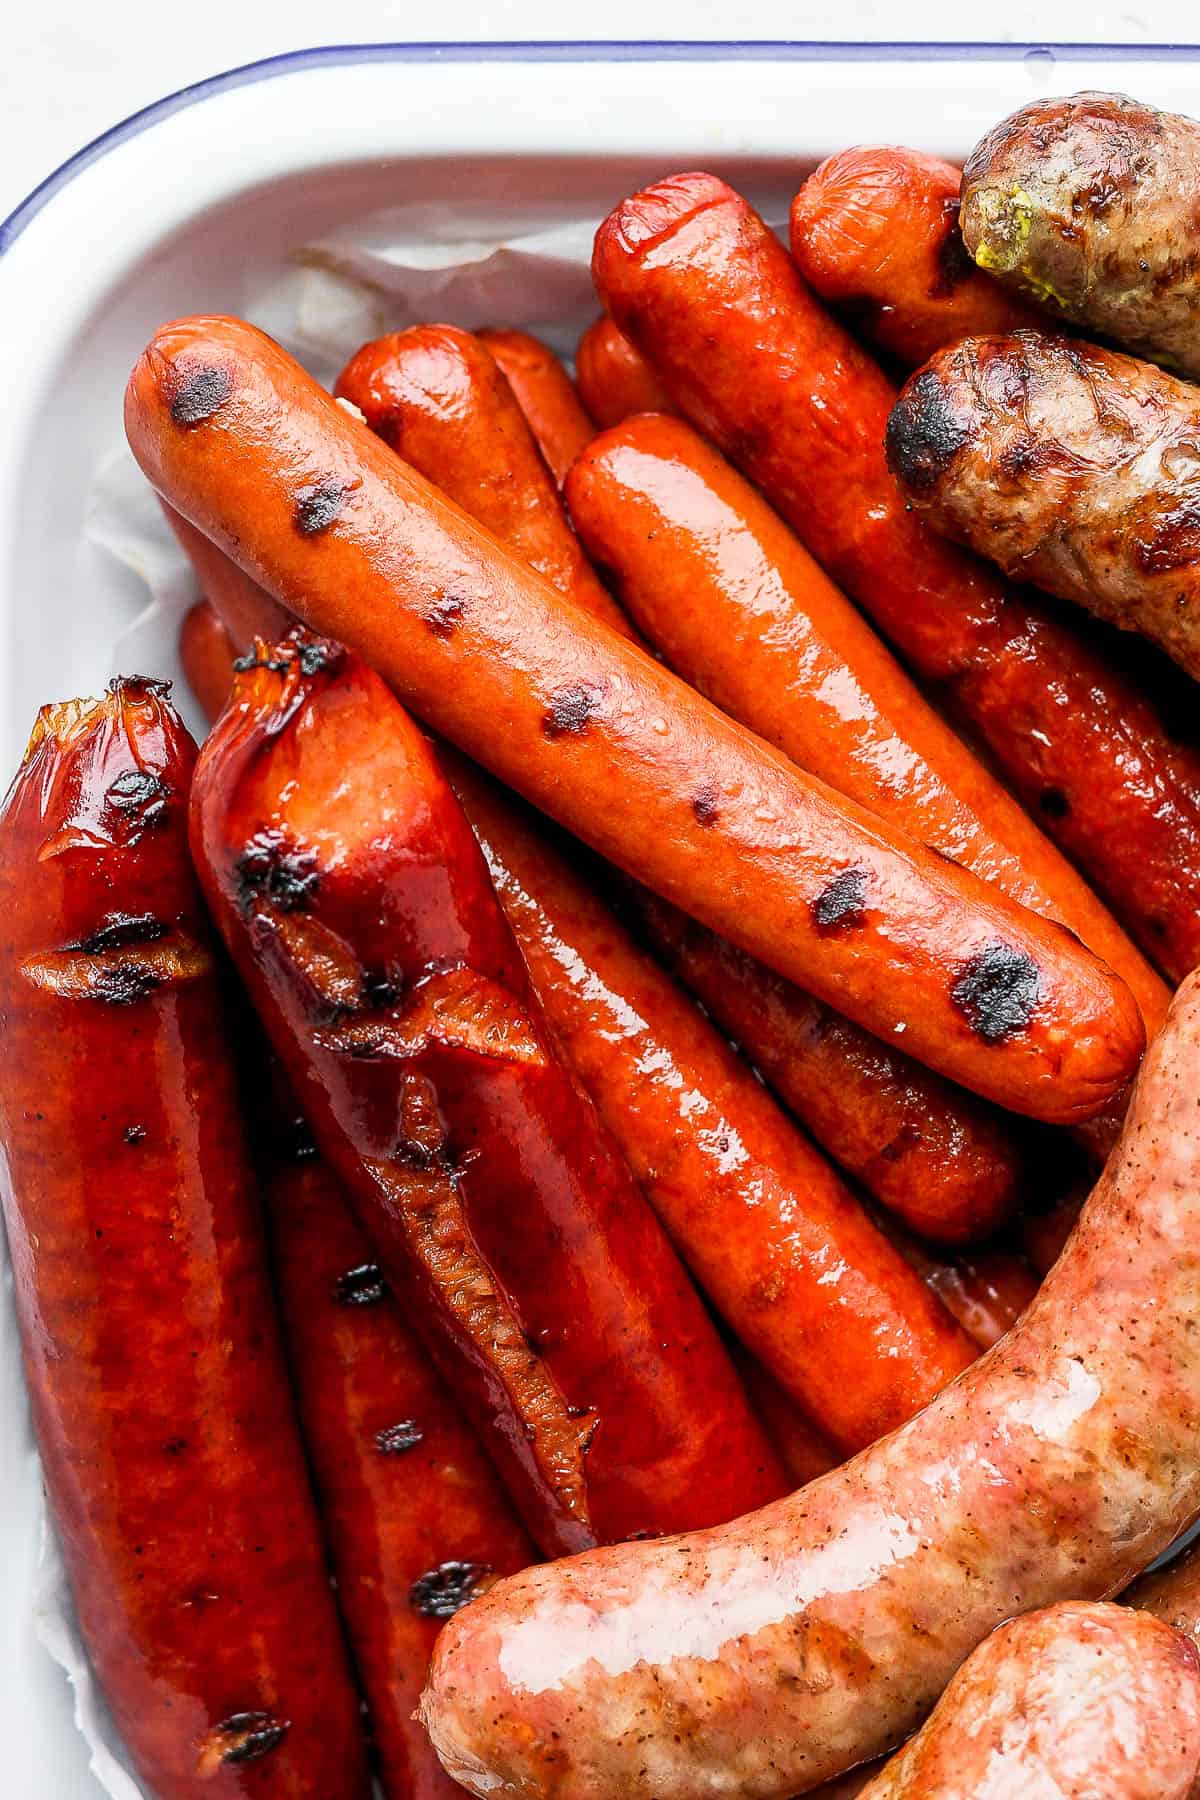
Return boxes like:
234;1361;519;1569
788;146;1041;367
334;324;626;635
633;890;1025;1241
574;315;677;426
125;316;1144;1121
190;633;785;1555
421;968;1200;1799
592;172;1200;983
730;1357;839;1486
477;328;596;485
180;595;238;720
0;679;369;1800
566;412;1166;1037
858;1603;1200;1800
888;332;1200;686
960;92;1200;378
262;1117;537;1798
164;501;291;643
449;758;975;1452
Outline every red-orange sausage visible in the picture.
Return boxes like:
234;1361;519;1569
788;146;1042;367
164;500;291;643
593;172;1200;985
335;324;626;634
0;681;369;1800
477;328;596;485
450;758;975;1453
566;412;1166;1043
126;316;1144;1122
263;1125;537;1799
190;633;785;1556
180;595;237;719
575;314;677;426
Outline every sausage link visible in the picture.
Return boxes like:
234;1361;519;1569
858;1602;1200;1800
592;171;1200;983
960;92;1200;378
566;412;1165;1039
190;634;785;1555
165;500;291;643
575;314;677;426
729;1354;840;1486
180;595;238;719
634;889;1026;1242
0;681;369;1800
788;146;1041;367
262;1121;537;1798
421;969;1200;1799
449;757;975;1452
888;331;1200;686
334;324;626;633
477;328;596;484
125;316;1144;1121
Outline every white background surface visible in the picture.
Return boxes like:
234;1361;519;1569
2;0;1198;222
1;6;1198;1800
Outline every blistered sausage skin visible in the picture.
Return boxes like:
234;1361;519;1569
566;413;1166;1039
126;316;1144;1121
574;315;677;426
0;681;370;1800
190;634;784;1555
422;970;1200;1800
960;91;1200;378
888;332;1200;685
788;146;1041;367
477;329;596;485
448;758;975;1454
592;171;1200;983
334;325;625;634
858;1602;1200;1800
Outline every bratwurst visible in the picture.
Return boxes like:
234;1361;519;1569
422;969;1200;1799
887;331;1200;684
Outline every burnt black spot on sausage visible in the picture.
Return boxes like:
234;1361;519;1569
293;481;349;537
691;784;720;826
79;912;168;954
232;650;289;674
93;961;163;1006
930;200;973;298
542;683;601;739
812;867;870;931
885;370;971;496
951;940;1042;1042
124;1124;146;1145
104;769;170;841
376;1419;424;1454
294;635;341;675
332;1262;387;1306
236;829;320;914
425;595;466;638
215;1712;291;1765
169;365;233;427
409;1561;493;1619
1039;786;1071;819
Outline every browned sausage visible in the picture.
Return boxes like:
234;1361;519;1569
421;968;1200;1799
858;1603;1200;1799
592;170;1200;983
888;331;1200;685
189;632;786;1555
788;145;1042;367
0;680;370;1799
125;316;1145;1122
334;324;626;634
960;91;1200;378
574;314;677;426
179;595;238;719
477;328;596;484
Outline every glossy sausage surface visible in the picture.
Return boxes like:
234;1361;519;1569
858;1602;1200;1800
422;969;1200;1799
449;759;975;1454
888;331;1200;685
126;316;1144;1121
566;412;1165;1038
574;315;677;426
478;328;596;485
592;171;1200;984
0;680;369;1800
788;145;1041;367
189;635;784;1556
334;324;625;634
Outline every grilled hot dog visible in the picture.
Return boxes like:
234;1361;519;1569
477;328;596;485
